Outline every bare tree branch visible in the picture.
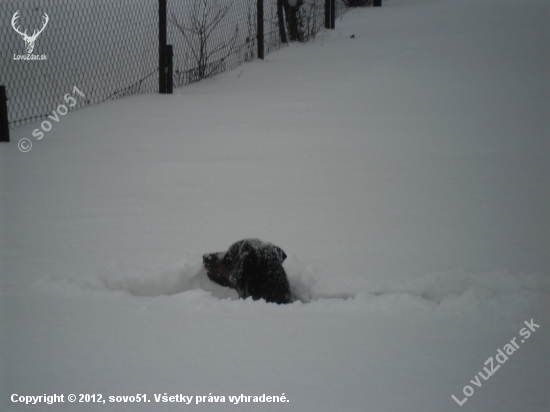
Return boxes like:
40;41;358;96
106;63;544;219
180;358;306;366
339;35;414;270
171;0;240;83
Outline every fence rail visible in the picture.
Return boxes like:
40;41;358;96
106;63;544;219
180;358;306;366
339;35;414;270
1;0;357;136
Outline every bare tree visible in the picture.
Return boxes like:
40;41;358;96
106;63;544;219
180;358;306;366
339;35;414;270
277;0;324;44
282;0;304;42
242;1;256;63
297;0;324;42
276;0;288;43
170;0;239;82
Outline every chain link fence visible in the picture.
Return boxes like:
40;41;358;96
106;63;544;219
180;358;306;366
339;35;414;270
1;0;159;129
1;0;351;131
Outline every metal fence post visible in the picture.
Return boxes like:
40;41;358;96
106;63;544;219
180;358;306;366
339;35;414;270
325;0;335;29
257;0;264;59
159;0;167;93
167;45;173;94
330;0;335;29
325;0;330;29
0;86;9;143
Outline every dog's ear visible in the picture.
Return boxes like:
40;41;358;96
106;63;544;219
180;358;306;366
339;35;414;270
274;246;287;263
229;246;257;285
221;251;233;270
224;240;247;270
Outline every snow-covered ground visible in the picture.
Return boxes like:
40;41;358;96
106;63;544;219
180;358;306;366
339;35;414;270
1;0;549;411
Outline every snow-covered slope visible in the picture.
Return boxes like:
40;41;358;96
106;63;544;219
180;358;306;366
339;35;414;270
1;0;549;411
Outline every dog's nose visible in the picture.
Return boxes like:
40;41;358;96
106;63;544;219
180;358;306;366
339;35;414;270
203;254;212;267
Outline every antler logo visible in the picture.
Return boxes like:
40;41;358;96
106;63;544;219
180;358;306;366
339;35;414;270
11;10;49;54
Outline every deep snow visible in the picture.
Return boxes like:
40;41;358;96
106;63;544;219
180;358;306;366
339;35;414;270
1;0;549;411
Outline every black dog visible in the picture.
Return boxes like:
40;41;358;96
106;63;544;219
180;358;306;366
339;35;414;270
203;239;292;304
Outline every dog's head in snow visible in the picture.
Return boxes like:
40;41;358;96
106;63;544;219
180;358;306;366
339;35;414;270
202;239;292;304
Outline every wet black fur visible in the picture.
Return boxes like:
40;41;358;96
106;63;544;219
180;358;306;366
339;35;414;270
203;239;292;304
